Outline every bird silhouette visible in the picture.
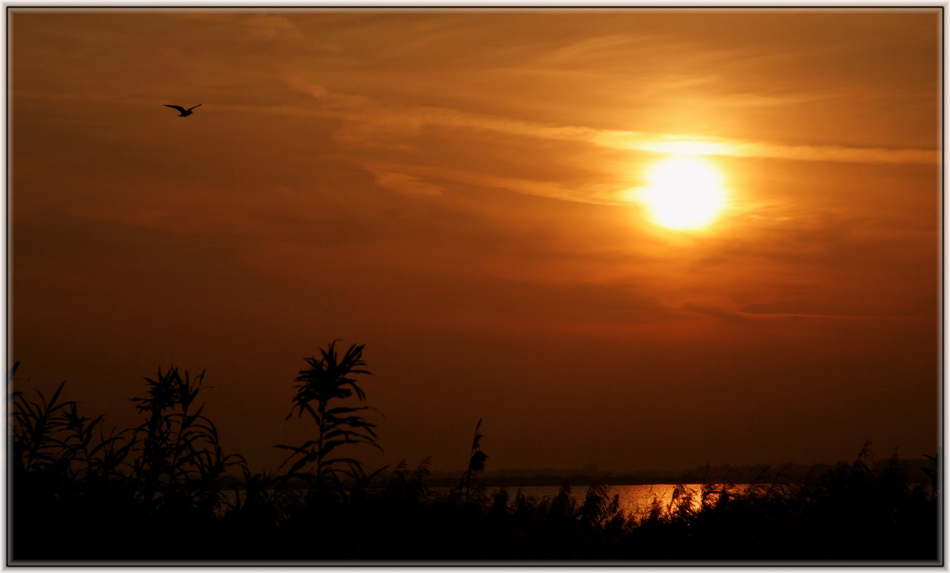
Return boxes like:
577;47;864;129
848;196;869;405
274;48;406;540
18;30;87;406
165;104;201;117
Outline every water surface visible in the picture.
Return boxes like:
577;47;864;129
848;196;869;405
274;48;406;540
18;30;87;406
439;484;751;520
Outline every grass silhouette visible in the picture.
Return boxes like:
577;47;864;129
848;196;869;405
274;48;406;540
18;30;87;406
7;348;940;563
458;418;488;502
275;341;383;503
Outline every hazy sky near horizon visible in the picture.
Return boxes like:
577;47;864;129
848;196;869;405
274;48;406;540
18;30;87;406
10;9;940;472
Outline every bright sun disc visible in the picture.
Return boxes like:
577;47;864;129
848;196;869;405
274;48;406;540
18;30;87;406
637;156;728;230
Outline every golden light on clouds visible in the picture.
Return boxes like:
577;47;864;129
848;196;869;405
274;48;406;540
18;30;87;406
634;155;729;230
638;139;733;157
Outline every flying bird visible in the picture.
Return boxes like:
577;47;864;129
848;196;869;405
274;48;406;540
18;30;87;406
165;104;201;117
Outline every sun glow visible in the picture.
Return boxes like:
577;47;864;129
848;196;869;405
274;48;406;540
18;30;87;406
635;155;728;230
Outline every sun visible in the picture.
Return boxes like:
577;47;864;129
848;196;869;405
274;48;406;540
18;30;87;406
635;155;728;230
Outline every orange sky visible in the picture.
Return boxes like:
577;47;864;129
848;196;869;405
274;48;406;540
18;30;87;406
10;8;941;473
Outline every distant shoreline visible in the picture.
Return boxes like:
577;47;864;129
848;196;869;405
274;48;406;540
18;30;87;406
422;458;935;488
425;475;722;487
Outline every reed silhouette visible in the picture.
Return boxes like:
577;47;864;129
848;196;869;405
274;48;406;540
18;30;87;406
129;367;245;515
458;418;488;502
7;349;940;563
275;341;382;497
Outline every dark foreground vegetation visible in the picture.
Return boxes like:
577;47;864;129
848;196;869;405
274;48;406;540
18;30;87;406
10;343;940;563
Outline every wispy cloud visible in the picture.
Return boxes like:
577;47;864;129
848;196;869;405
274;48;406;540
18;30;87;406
741;312;931;321
682;302;748;323
370;170;444;197
288;80;937;168
276;80;936;206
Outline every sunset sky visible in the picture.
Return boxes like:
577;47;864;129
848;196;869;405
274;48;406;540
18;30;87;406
9;8;941;473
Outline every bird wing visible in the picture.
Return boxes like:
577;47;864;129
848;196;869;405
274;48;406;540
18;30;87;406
187;104;202;111
164;105;187;113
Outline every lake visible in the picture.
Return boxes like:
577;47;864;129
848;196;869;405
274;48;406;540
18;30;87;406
224;483;751;520
435;483;751;520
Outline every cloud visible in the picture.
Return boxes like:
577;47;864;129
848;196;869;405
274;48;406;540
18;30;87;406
681;302;748;324
181;13;307;43
286;81;937;170
240;14;305;42
269;81;936;211
740;302;932;322
371;170;443;197
363;161;620;205
742;311;930;321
